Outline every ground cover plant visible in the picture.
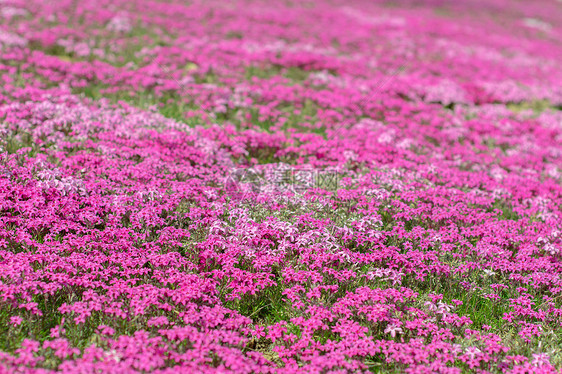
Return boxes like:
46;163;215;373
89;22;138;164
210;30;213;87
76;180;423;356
1;0;562;372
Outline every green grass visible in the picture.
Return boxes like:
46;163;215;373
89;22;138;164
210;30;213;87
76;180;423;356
488;199;520;221
73;85;204;126
223;285;291;326
507;99;562;115
3;132;35;155
245;65;311;83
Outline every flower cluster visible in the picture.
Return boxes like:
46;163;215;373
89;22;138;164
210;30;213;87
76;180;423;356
1;0;562;373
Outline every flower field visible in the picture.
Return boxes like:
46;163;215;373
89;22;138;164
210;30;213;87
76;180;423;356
1;0;562;372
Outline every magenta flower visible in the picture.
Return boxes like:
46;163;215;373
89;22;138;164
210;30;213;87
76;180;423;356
0;0;561;372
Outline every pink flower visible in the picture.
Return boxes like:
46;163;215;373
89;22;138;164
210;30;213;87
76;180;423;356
465;347;482;360
97;325;115;336
531;353;551;367
384;323;403;338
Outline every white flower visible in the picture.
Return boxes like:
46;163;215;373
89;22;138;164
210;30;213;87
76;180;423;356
537;236;548;245
436;302;452;315
107;14;132;33
386;271;404;286
523;18;552;32
104;349;121;363
343;150;358;162
1;6;29;19
483;269;496;277
544;244;560;256
451;344;462;355
337;251;351;262
531;353;550;367
209;221;227;235
464;347;481;360
424;301;437;312
384;324;403;338
367;230;383;239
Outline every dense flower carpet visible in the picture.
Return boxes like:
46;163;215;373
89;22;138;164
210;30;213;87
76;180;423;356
1;0;562;372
